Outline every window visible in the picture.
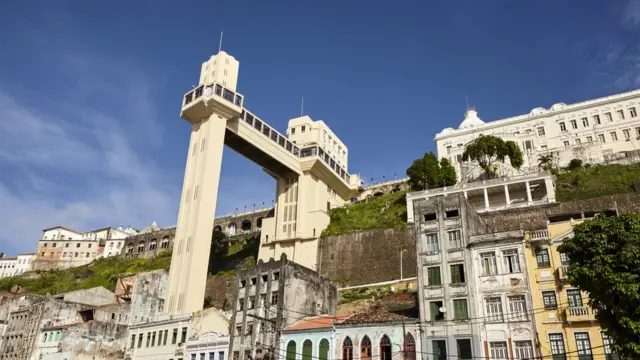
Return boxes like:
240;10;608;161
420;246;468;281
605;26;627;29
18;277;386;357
164;330;168;345
146;333;151;347
581;117;589;127
480;252;497;275
319;339;330;360
76;243;81;248
423;233;440;253
181;327;187;344
502;249;521;273
450;264;466;284
130;335;136;349
238;299;244;311
489;342;508;360
601;332;619;360
291;128;296;135
610;131;618;141
453;299;469;320
427;266;441;286
536;248;551;267
65;243;69;248
456;339;472;360
598;134;606;143
432;340;447;360
302;340;313;360
508;295;527;321
605;112;613;122
537;126;546;136
514;341;534;359
342;337;353;360
248;296;255;309
542;290;558;309
271;291;278;305
74;252;78;257
151;331;156;346
429;300;445;321
448;230;463;248
575;332;593;360
576;138;582;145
594;114;601;124
631;107;638;118
617;110;625;120
286;341;297;360
563;140;570;147
560;252;570;265
172;329;178;344
550;333;566;360
559;122;567;131
485;297;504;322
360;336;372;360
570;119;577;129
43;243;48;248
423;212;437;221
137;333;144;348
380;335;392;360
587;136;593;142
623;129;631;140
219;352;225;360
567;289;583;307
301;126;306;133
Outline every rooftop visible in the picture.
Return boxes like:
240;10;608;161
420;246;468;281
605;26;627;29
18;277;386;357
283;314;351;331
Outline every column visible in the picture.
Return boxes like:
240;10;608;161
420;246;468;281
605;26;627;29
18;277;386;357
463;191;468;199
504;184;511;205
407;199;414;223
525;181;533;204
483;187;489;209
544;177;556;202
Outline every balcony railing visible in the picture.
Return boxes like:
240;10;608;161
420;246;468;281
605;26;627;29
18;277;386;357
529;229;549;242
565;306;594;322
182;83;243;109
299;145;351;184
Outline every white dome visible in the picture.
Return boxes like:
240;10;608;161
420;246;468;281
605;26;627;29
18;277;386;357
459;109;485;129
550;103;567;111
530;107;546;115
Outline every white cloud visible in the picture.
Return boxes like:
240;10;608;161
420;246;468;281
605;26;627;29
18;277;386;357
0;56;179;256
623;0;640;28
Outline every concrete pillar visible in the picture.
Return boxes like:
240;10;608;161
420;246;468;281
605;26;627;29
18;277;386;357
407;199;414;223
483;188;489;209
463;191;468;199
545;177;556;202
504;184;510;205
525;181;533;204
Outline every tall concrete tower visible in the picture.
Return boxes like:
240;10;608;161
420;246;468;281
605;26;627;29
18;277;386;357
167;50;362;315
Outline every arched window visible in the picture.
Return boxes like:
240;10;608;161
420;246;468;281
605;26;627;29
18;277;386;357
161;237;170;249
127;243;134;254
286;341;297;360
137;242;145;253
380;335;392;360
241;220;252;233
404;333;416;360
213;225;222;232
302;340;313;360
319;339;329;360
342;337;353;360
361;336;372;360
149;240;157;251
227;223;237;236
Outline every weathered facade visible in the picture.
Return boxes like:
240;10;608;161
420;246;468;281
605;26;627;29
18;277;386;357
229;254;337;360
213;208;272;237
122;228;175;259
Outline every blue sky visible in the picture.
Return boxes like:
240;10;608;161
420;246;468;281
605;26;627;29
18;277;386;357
1;0;639;255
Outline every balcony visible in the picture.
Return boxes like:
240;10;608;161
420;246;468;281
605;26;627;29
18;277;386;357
528;229;549;243
181;82;243;122
557;265;569;282
565;306;595;323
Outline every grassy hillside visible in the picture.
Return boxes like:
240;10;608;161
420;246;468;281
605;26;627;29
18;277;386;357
0;250;172;295
322;191;408;237
555;163;640;201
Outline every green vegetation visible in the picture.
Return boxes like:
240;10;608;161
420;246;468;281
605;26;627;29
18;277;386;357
555;163;640;201
0;250;172;295
322;190;408;237
339;283;417;304
559;214;640;358
207;232;260;276
462;134;523;178
406;152;456;191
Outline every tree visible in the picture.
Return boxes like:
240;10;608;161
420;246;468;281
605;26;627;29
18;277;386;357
210;229;228;260
558;214;640;359
406;152;457;191
461;135;523;178
568;158;583;170
537;154;553;171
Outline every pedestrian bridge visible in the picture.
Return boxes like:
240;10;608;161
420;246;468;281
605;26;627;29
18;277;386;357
181;82;302;178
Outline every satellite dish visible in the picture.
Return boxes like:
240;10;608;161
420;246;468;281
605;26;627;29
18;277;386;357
439;307;447;313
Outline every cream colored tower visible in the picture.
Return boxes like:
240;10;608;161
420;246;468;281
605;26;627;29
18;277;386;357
168;50;362;315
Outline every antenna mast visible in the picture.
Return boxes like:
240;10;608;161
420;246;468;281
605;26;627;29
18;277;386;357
300;96;304;116
218;31;223;54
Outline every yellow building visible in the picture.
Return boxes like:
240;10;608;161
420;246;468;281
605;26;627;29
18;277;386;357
524;218;619;360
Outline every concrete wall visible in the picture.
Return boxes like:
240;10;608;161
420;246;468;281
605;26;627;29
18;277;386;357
122;228;175;259
205;275;235;311
317;228;417;287
51;321;129;360
129;270;167;325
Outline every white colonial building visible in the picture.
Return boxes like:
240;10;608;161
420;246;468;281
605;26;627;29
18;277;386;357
436;89;640;181
15;253;35;275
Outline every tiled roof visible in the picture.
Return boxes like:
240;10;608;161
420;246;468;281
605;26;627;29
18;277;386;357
340;307;418;325
283;314;350;331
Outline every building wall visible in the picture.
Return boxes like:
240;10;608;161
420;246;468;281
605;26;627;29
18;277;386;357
0;259;17;278
128;270;168;325
34;239;100;270
122;228;175;259
525;221;612;360
186;332;229;360
43;321;129;360
317;228;417;287
333;323;420;360
280;328;333;360
15;254;34;275
435;90;640;180
213;208;271;237
125;314;192;360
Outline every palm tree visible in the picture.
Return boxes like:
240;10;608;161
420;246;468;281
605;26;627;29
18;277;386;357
538;154;553;171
